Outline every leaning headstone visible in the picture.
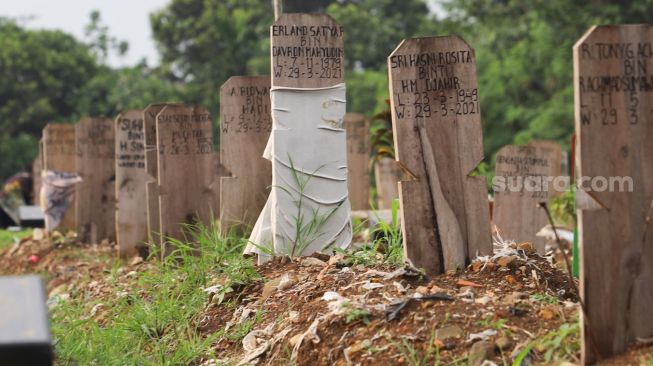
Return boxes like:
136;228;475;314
0;275;52;365
156;105;218;253
75;117;115;243
574;24;653;364
374;157;401;210
42;123;76;229
345;113;370;210
219;76;272;233
115;110;147;258
246;13;352;262
493;140;564;253
388;36;492;274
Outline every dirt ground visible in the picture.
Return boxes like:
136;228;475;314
1;230;652;365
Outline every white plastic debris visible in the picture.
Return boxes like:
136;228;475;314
467;329;497;343
245;84;352;263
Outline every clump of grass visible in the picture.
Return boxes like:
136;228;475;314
51;221;258;365
388;329;447;366
341;301;370;325
0;228;31;249
512;323;580;365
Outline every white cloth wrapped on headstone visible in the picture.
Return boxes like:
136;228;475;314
246;83;352;263
40;170;81;231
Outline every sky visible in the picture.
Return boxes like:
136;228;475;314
1;0;170;67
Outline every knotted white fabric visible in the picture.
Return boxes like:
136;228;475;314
246;84;352;263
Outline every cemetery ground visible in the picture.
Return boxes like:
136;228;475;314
1;224;652;366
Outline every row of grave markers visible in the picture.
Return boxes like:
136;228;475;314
30;14;651;364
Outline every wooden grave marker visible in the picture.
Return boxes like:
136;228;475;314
32;142;42;205
493;140;564;253
345;113;370;210
75;117;115;243
143;103;174;245
42;123;77;229
219;76;272;233
374;157;402;210
574;24;653;364
115;110;147;258
156;105;218;253
247;13;351;258
388;36;492;274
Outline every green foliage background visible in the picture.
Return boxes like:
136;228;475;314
2;0;653;180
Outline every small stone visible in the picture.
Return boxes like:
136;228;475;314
468;341;495;366
495;336;513;351
301;257;327;267
516;242;534;252
497;256;516;268
435;325;464;340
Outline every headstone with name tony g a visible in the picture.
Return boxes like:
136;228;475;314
574;24;653;364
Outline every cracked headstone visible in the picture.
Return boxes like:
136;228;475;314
388;36;492;274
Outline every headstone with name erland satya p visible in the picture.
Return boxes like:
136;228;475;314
345;113;371;211
574;24;653;364
246;13;352;262
75;117;115;243
219;76;272;233
492;140;564;253
156;105;218;255
42;123;76;229
115;110;148;258
388;36;492;275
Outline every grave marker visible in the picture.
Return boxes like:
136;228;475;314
574;24;653;364
156;105;218;252
388;36;491;274
247;13;352;260
374;157;401;210
219;76;272;232
42;123;76;229
143;103;173;245
115;110;147;258
75;117;115;243
32;142;42;206
493;140;564;253
345;113;370;210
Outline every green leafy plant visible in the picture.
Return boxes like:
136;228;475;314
512;323;580;365
341;301;371;325
549;188;576;227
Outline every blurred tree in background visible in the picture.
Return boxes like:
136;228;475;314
3;0;653;180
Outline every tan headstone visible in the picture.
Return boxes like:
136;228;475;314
75;117;115;243
374;157;401;210
219;76;272;233
115;110;147;258
345;113;370;210
156;105;218;253
574;24;653;364
492;140;564;253
388;36;492;274
42;123;76;229
271;13;344;88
